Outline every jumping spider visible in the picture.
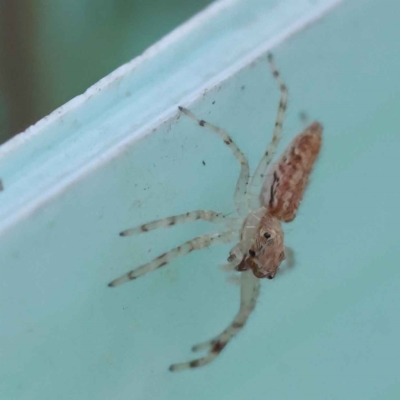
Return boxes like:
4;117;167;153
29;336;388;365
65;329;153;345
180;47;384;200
108;53;322;372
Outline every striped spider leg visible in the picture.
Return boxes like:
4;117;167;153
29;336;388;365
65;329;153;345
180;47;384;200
108;53;322;371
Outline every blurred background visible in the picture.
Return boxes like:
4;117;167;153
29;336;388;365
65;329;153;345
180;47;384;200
0;0;213;144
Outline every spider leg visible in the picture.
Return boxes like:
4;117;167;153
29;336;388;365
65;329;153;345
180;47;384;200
179;106;250;216
169;271;260;372
284;246;295;269
219;263;241;285
247;53;288;210
120;210;242;236
225;275;241;286
219;262;237;272
108;230;239;287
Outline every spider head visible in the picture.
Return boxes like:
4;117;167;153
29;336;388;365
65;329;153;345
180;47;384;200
235;213;285;279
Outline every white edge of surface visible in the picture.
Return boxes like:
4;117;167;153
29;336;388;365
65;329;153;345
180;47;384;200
0;0;237;156
0;0;343;235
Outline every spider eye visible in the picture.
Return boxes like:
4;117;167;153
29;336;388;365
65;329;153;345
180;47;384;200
264;232;271;239
248;250;256;257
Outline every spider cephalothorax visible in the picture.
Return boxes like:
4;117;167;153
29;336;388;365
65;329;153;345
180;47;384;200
227;208;285;279
236;212;285;279
109;53;322;372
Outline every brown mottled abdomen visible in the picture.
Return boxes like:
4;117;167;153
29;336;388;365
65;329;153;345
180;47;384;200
260;122;322;222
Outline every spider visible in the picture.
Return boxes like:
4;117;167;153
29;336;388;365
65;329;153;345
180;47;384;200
108;53;322;372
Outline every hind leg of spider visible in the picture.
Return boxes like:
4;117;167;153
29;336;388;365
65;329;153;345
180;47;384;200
108;230;239;287
247;53;289;210
169;271;260;372
178;106;250;216
120;210;242;236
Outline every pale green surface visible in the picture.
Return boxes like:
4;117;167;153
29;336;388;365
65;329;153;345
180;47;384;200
1;0;400;399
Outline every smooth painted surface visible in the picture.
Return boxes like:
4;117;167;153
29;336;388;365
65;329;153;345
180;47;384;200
1;0;400;399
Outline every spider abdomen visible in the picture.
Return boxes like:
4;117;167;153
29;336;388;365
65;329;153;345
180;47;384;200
260;122;322;222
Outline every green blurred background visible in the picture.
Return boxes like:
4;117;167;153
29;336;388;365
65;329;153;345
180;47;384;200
0;0;213;144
